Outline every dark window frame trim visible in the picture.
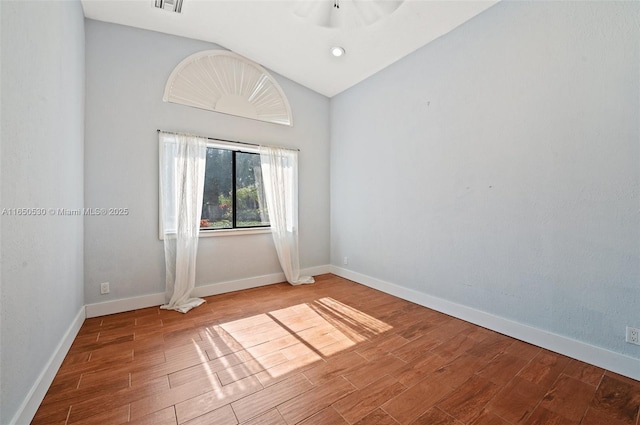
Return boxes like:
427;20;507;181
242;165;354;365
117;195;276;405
200;145;271;233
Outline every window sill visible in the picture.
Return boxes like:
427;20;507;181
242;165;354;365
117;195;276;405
160;227;271;240
199;227;272;237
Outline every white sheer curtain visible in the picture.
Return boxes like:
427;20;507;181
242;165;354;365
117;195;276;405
259;146;314;285
159;132;207;313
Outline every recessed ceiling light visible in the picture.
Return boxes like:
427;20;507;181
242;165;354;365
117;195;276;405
331;47;345;57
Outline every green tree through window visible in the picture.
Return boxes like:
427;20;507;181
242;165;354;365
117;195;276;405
200;147;269;230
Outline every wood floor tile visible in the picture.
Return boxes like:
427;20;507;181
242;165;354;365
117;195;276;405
317;334;358;356
129;375;221;420
343;354;406;389
460;324;495;342
227;321;290;347
256;350;324;387
504;340;542;361
605;371;640;389
303;350;365;386
231;373;313;423
57;350;91;369
353;408;400;425
101;313;137;326
31;405;71;425
277;376;356;424
218;351;289;385
159;320;198;336
135;314;164;327
68;403;130;425
133;326;167;343
174;376;263;424
297;407;348;425
382;374;454;425
296;327;342;351
220;313;273;333
391;352;449;388
78;369;130;390
537;374;594;422
468;409;511;425
163;328;203;349
430;333;479;360
523;406;576;425
39;368;131;407
134;345;168;366
42;374;81;400
88;344;134;363
279;341;322;360
333;374;406;423
410;407;464;425
182;404;237;425
517;350;571;388
201;333;246;360
562;359;604;387
423;320;472;343
590;374;640;425
475;352;528;385
580;406;636;425
56;350;134;379
133;354;209;387
126;406;178;425
32;275;640;425
244;334;300;359
436;375;501;423
167;349;255;388
392;333;445;362
464;332;513;362
485;376;547;424
432;353;487;388
162;340;209;363
356;334;410;361
240;409;287;425
395;316;443;341
66;375;169;424
269;307;327;334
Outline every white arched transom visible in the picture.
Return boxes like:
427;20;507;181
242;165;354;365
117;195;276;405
163;50;293;126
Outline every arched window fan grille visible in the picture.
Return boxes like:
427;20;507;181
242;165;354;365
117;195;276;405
163;50;293;126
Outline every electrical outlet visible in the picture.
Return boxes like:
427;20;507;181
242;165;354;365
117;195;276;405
100;282;110;295
626;326;640;345
343;256;349;265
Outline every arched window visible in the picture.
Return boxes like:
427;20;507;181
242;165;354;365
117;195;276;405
163;50;293;126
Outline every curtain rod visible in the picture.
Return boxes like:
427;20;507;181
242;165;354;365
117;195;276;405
157;129;300;152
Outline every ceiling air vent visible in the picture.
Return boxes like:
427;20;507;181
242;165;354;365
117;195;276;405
154;0;183;13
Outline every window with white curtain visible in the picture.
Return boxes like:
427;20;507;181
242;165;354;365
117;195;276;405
159;137;271;238
158;131;312;285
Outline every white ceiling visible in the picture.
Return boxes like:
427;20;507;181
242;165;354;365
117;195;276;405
81;0;498;97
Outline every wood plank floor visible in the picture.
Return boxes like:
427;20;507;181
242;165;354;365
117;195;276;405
33;274;640;425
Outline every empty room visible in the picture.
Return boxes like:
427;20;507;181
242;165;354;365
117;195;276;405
1;0;639;424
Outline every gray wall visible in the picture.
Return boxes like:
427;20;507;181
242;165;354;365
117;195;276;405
84;20;330;305
331;1;639;358
0;1;85;422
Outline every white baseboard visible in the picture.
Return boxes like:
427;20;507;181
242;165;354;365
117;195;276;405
330;266;640;382
9;306;85;425
85;265;332;318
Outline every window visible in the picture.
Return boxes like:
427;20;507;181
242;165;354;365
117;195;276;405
200;146;270;230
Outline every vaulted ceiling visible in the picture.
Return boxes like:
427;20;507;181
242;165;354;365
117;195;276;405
81;0;498;97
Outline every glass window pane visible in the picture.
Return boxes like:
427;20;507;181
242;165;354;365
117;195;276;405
201;148;232;229
236;152;270;227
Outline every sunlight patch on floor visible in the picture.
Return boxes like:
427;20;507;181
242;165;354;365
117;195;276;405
206;298;393;384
